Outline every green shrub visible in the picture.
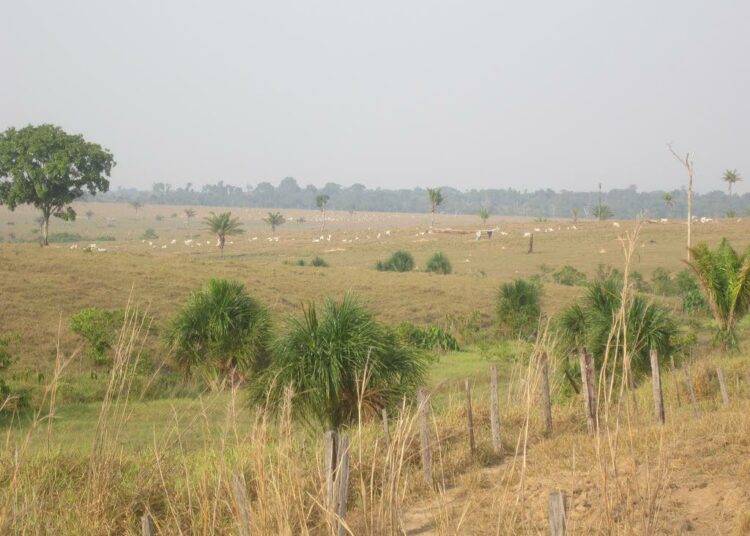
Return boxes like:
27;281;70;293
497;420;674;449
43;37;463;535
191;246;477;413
675;270;708;313
48;232;83;243
295;259;306;266
141;228;159;240
496;279;542;338
552;265;587;286
310;256;329;267
94;235;116;242
425;252;452;274
651;267;678;296
69;308;124;365
376;250;414;272
396;322;459;352
166;279;271;378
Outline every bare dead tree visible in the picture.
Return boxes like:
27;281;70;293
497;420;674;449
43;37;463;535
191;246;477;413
668;143;695;261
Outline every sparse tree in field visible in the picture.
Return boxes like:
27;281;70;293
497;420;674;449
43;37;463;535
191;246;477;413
479;207;490;224
184;208;196;227
686;239;750;350
668;144;695;261
248;293;427;430
264;211;285;233
662;192;674;216
296;216;305;224
85;210;94;220
204;211;244;256
129;200;143;216
571;208;580;223
167;279;271;379
722;169;742;216
0;124;114;245
316;194;330;231
427;188;444;227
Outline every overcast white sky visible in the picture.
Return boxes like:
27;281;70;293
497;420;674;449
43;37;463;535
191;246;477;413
1;1;748;193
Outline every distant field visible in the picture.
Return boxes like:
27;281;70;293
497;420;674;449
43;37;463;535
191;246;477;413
1;201;747;370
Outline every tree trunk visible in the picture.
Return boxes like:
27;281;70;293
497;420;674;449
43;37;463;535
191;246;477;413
219;235;225;257
42;210;50;246
687;168;693;262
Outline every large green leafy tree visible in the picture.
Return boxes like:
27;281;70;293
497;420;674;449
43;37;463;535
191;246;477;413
558;277;677;374
166;279;271;379
0;125;115;245
204;211;244;256
250;293;427;430
687;239;750;349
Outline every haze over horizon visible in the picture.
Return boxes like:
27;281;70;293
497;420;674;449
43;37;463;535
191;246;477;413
2;1;748;194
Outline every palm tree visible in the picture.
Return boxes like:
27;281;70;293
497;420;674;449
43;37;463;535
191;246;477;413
166;279;271;379
184;208;196;227
264;211;285;233
722;169;742;215
129;200;143;216
248;293;427;430
204;211;244;256
427;188;444;227
686;238;750;349
479;207;490;224
662;193;674;216
316;194;330;231
571;208;580;223
558;277;677;373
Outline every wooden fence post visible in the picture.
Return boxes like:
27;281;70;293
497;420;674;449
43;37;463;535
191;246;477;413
528;233;534;254
489;365;502;453
382;408;391;450
324;430;339;511
540;352;553;434
336;434;350;536
670;356;682;406
578;349;597;434
141;513;156;536
716;367;730;406
548;490;568;535
650;349;665;425
683;364;699;414
464;379;476;455
418;388;433;484
232;473;252;536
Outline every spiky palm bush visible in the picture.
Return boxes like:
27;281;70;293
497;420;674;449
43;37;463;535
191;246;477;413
376;250;415;272
263;211;285;233
166;279;271;378
558;277;677;373
426;252;452;274
204;211;244;256
496;279;541;338
687;238;750;349
250;293;427;430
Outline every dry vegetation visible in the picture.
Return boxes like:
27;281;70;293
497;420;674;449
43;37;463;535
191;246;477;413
1;202;750;534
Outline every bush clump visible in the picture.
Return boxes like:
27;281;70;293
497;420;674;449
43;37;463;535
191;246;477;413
376;250;414;272
496;279;542;338
69;308;125;365
425;252;452;274
48;232;84;243
552;265;587;286
141;228;159;240
396;322;459;352
310;256;329;267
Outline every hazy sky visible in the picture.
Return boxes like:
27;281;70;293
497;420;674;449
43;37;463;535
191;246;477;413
2;1;748;193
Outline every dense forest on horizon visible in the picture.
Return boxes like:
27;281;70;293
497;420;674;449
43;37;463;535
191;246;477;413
90;177;749;219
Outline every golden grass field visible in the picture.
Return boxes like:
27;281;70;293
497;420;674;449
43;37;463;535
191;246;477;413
1;201;749;534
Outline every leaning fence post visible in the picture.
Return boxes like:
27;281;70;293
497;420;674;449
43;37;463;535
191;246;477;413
716;367;730;406
540;352;553;434
464;378;476;454
683;364;699;414
489;364;502;453
141;513;156;536
650;349;665;424
335;434;350;536
324;430;339;512
578;349;597;433
232;473;252;536
548;490;568;535
418;387;433;484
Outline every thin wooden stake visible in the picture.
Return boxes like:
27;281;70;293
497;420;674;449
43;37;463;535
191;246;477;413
324;430;339;511
539;352;553;434
417;388;433;484
548;490;568;535
716;367;730;406
578;349;597;433
336;434;350;536
528;233;534;254
464;378;476;454
232;473;252;536
650;349;665;424
683;364;698;414
141;513;156;536
381;408;391;450
489;364;502;453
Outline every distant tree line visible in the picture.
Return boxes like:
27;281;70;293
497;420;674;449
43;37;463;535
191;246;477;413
90;177;749;219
